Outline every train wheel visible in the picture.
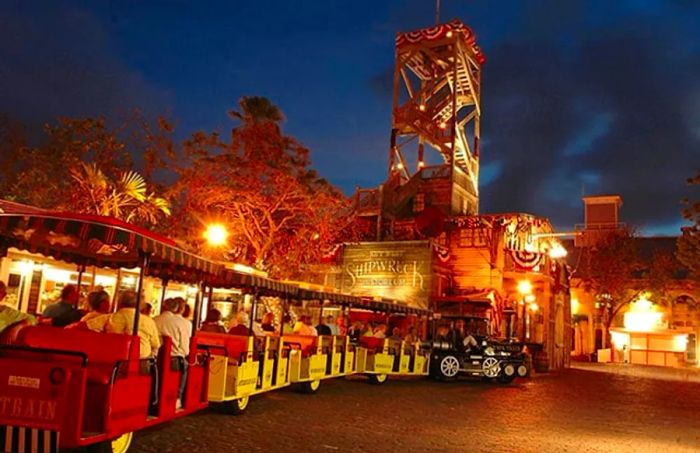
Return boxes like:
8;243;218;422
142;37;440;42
482;357;500;379
368;373;388;385
437;355;460;380
517;364;530;378
88;432;133;453
111;432;134;453
302;379;321;394
227;396;250;415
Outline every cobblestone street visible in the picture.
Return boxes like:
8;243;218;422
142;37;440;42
131;369;700;453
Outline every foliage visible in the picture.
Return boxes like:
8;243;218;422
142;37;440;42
577;229;675;345
171;97;356;278
69;163;170;224
7;118;133;209
678;171;700;280
0;115;172;227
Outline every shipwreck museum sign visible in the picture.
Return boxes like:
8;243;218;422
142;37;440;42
340;241;432;309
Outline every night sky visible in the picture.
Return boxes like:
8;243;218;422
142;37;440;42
2;0;699;234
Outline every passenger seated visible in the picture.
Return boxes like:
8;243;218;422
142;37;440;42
315;316;332;336
0;281;37;342
281;314;294;334
42;285;82;327
373;324;387;339
403;327;418;344
336;316;346;336
463;334;478;352
201;308;226;333
436;325;450;342
293;315;318;336
325;315;339;335
261;312;276;333
141;302;154;317
106;290;161;359
389;327;402;341
228;311;253;336
68;290;111;332
347;321;363;343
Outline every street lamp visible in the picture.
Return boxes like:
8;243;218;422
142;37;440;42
517;280;533;343
203;223;228;247
548;243;568;259
517;280;533;296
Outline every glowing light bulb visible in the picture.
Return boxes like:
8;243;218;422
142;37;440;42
548;243;568;259
517;280;533;295
204;223;228;246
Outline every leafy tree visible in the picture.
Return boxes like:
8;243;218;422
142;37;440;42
577;229;675;347
0;115;172;227
171;97;356;278
678;171;700;280
8;118;133;209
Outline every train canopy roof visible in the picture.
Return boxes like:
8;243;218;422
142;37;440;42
0;205;219;283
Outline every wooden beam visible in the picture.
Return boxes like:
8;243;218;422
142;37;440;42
400;68;414;98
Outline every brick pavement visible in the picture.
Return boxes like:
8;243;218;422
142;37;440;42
131;371;700;453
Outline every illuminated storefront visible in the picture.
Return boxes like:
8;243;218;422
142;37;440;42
610;297;693;367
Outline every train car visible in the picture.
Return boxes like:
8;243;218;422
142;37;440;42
197;269;304;413
197;276;432;414
0;210;220;452
337;295;431;385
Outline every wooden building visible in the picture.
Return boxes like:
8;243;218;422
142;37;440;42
565;195;699;367
321;20;572;371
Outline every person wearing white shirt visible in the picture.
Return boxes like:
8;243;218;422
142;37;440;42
155;297;192;408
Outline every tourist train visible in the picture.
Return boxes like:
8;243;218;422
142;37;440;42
0;207;530;453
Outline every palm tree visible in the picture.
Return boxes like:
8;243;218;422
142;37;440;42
69;162;170;225
228;96;284;124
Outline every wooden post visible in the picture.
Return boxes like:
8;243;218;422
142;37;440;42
75;263;86;308
132;252;150;338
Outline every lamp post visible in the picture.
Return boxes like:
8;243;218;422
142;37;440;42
517;280;533;343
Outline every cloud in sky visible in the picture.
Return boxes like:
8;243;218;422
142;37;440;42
1;0;698;235
0;2;170;135
451;0;700;231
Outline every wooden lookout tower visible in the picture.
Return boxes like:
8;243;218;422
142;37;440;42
355;20;486;240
